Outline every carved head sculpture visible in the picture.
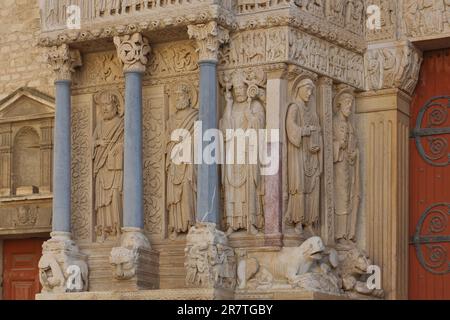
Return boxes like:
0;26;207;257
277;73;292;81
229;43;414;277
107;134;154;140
296;79;315;104
231;70;249;103
301;236;326;261
175;83;191;110
339;247;371;276
94;90;123;120
335;92;355;119
110;246;137;280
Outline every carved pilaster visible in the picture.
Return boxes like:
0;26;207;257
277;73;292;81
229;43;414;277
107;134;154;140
40;119;53;194
47;44;82;81
317;77;335;246
113;33;151;73
188;22;230;62
0;124;12;197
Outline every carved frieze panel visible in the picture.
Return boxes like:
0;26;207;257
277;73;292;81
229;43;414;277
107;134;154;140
365;0;397;42
219;28;363;90
402;0;450;39
71;94;94;241
0;202;52;234
365;42;423;95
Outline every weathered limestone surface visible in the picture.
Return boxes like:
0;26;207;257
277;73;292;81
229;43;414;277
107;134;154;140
0;0;444;301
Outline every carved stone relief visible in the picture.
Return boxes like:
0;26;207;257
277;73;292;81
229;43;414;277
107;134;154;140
365;42;423;95
332;88;360;247
71;94;94;241
166;83;198;239
219;69;266;236
285;77;323;236
92;90;124;242
185;223;236;290
402;0;450;38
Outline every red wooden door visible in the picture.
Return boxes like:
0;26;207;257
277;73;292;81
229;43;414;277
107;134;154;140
3;238;45;300
409;49;450;300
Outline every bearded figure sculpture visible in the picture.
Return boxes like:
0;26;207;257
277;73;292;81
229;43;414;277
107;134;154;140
285;78;323;236
333;91;360;246
220;70;265;235
166;83;198;239
93;90;124;242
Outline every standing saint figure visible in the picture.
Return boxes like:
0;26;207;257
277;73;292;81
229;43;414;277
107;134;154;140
333;92;360;245
220;70;265;235
166;84;198;239
285;78;323;235
93;90;124;242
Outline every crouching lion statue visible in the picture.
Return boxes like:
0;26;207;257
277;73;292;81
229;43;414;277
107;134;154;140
237;236;384;298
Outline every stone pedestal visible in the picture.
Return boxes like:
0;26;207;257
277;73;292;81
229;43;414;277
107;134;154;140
39;232;88;294
110;227;160;291
185;223;236;298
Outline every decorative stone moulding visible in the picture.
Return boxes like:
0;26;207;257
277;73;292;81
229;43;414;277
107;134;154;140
38;2;365;55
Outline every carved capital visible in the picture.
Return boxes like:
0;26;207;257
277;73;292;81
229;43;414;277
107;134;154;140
47;44;82;81
188;22;230;62
365;42;423;95
113;33;151;73
317;76;333;87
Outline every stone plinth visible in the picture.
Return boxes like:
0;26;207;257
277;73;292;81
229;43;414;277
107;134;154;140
36;288;234;300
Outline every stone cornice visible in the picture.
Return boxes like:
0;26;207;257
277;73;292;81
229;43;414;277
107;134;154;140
37;5;365;55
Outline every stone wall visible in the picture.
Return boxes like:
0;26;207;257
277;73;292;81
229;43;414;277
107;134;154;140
0;0;54;100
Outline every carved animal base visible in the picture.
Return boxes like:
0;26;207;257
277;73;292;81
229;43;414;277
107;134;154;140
36;288;234;300
112;248;160;291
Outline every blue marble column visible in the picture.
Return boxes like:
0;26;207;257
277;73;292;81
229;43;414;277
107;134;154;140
188;23;229;226
123;71;144;229
52;80;72;233
197;60;220;224
113;33;151;235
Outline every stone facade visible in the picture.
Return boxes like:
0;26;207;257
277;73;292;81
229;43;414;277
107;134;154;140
0;0;448;300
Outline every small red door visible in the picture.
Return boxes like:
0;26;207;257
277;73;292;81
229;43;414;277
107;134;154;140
3;238;45;300
409;49;450;299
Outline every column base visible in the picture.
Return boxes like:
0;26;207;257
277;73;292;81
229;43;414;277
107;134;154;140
185;222;236;290
110;227;159;291
38;231;89;294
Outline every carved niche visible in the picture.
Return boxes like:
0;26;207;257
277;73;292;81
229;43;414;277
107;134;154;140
0;88;54;197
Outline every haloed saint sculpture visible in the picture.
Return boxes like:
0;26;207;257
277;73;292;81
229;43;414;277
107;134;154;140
93;90;124;242
166;83;199;240
220;69;266;236
333;90;360;248
285;78;323;236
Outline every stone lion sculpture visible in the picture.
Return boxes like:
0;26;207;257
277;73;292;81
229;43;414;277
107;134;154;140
337;247;384;298
39;251;89;293
237;236;338;292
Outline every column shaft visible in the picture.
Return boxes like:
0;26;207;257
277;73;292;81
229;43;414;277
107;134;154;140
197;60;220;224
123;72;144;229
52;80;72;233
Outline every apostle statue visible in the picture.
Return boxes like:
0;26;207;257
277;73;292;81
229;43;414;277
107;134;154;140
285;78;323;236
166;84;198;239
333;91;360;246
93;90;124;242
220;70;265;235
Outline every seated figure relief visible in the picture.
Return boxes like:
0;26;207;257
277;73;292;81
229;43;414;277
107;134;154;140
92;90;124;242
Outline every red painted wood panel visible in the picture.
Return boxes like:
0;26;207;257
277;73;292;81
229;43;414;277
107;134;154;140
409;49;450;300
3;238;45;300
